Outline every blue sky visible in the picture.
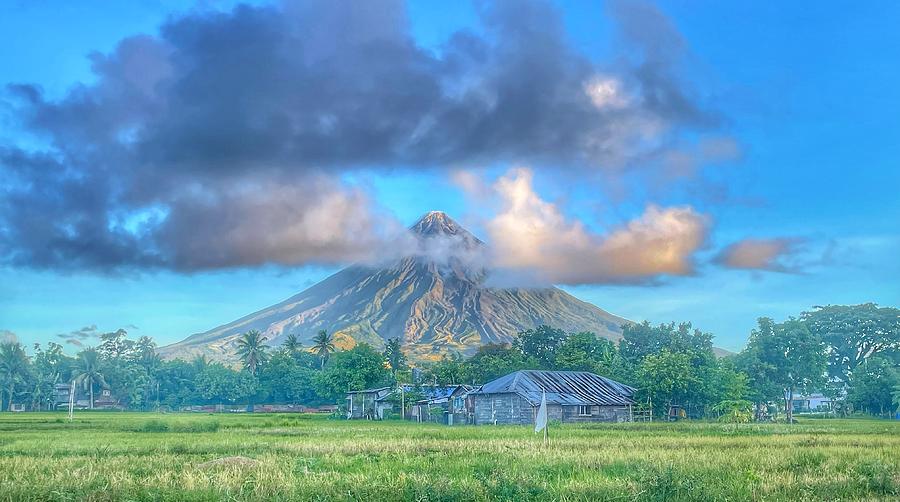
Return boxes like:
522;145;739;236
1;0;898;352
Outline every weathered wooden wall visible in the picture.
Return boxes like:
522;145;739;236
474;394;631;425
560;405;630;423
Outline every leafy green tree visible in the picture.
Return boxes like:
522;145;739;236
155;359;200;409
98;329;133;359
382;338;408;378
734;318;784;418
236;330;269;376
555;332;627;378
802;304;900;384
620;321;715;368
0;342;30;411
191;355;210;373
314;344;390;401
893;385;900;415
73;348;108;410
637;349;699;414
426;352;465;385
846;356;899;416
101;358;153;409
461;343;534;384
259;352;318;405
30;342;75;410
777;319;826;422
194;363;257;405
514;325;567;368
312;330;336;370
741;318;825;422
705;358;749;404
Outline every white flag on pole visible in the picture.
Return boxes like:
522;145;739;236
534;390;548;433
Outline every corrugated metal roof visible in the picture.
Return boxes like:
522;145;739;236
374;385;472;403
472;370;635;406
346;387;391;395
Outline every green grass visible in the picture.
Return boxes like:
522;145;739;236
0;413;898;501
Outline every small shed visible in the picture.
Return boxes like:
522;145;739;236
471;370;635;425
447;385;476;425
345;387;392;419
407;385;475;424
790;393;835;413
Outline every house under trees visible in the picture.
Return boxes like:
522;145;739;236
53;382;119;410
471;370;635;425
345;385;475;423
345;370;636;425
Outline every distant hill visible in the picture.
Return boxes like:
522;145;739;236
159;211;629;363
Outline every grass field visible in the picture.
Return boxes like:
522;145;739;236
0;413;898;501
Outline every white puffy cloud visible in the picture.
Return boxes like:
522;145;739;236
584;75;630;109
484;168;709;285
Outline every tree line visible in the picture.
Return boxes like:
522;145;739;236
1;303;897;419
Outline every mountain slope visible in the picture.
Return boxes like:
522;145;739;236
159;212;629;362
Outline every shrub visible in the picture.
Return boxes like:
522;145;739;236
713;400;753;423
139;420;170;432
133;419;220;433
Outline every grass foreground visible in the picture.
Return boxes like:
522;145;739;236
0;413;898;501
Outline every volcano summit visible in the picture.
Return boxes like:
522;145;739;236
159;212;628;362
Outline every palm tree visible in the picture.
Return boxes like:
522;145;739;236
0;342;29;411
282;333;302;355
73;348;107;410
312;330;336;370
236;330;269;376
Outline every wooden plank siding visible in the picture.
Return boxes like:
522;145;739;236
474;393;630;425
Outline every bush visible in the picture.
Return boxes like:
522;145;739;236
133;419;220;433
138;419;169;432
713;400;752;423
172;420;220;433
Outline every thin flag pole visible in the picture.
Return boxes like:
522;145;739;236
67;380;75;421
543;390;548;447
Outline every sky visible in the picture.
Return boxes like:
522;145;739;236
1;0;898;353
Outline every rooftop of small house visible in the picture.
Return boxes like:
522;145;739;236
472;370;635;407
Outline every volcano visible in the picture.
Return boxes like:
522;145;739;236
159;211;629;362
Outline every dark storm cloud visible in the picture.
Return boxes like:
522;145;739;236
605;0;714;126
0;0;720;272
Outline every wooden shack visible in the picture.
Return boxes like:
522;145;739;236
345;387;392;419
471;370;635;425
407;385;475;424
